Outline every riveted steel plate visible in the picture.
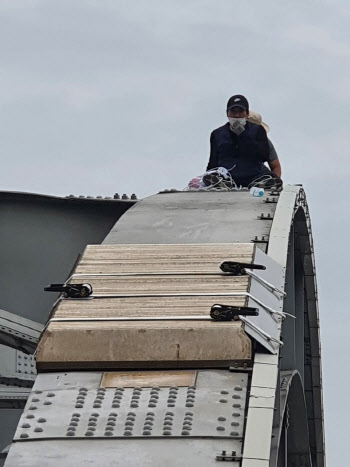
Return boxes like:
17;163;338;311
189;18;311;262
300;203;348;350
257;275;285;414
101;370;197;388
14;370;247;440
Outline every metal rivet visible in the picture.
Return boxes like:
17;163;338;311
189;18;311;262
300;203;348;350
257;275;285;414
44;401;52;406
143;430;151;435
85;431;94;436
234;386;243;391
124;431;133;436
26;414;34;419
67;427;76;432
20;433;29;438
219;399;228;403
232;404;241;408
32;398;40;402
148;403;157;408
92;413;99;417
218;416;226;422
232;412;240;417
22;423;31;428
183;425;192;430
232;395;241;399
73;413;81;417
163;421;173;426
185;412;193;416
216;426;225;431
163;431;172;436
230;431;239;436
112;404;120;408
29;406;37;410
66;431;75;437
70;421;78;427
181;431;190;436
125;421;133;427
75;404;83;408
147;412;155;416
231;421;239;426
34;427;43;432
105;427;114;432
88;422;97;427
130;403;139;408
47;392;55;397
185;403;194;407
109;412;118;417
35;391;42;394
93;404;101;408
104;431;113;436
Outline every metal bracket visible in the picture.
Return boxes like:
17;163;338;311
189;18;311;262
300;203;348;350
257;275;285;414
0;309;43;354
264;197;278;204
258;213;274;220
251;236;269;244
216;450;242;462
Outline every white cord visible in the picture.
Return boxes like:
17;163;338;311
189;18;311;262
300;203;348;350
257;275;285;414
243;269;286;300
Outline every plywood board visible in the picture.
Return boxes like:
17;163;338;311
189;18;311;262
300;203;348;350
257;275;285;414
101;370;197;388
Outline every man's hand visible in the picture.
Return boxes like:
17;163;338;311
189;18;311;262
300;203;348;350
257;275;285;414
268;158;281;178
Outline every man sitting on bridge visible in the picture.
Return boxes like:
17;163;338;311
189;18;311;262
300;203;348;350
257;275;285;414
205;95;282;189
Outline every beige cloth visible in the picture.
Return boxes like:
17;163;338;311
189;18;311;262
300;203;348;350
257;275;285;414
247;110;270;133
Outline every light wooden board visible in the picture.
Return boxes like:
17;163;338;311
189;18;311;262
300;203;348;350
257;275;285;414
101;370;197;388
36;320;251;369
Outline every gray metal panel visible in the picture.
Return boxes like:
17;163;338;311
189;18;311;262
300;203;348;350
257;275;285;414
245;247;284;353
0;309;42;354
0;345;35;385
6;370;247;466
6;439;243;467
104;191;276;247
0;191;136;324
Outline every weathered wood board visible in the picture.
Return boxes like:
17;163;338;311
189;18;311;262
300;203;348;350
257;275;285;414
36;243;255;369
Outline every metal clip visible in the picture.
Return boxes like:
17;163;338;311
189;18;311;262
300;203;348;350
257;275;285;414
220;261;266;276
44;283;93;298
210;304;259;321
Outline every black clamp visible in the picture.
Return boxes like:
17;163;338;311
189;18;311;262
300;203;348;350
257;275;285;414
220;261;266;276
44;283;93;298
210;304;259;321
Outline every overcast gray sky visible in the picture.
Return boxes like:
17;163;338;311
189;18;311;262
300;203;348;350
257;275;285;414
1;0;348;463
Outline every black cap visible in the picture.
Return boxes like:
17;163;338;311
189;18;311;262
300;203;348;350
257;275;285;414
227;95;249;111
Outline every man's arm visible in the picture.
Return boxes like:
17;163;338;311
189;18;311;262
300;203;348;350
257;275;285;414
267;138;282;177
207;132;218;171
268;158;281;177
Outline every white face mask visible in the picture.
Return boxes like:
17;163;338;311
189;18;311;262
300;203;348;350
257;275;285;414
228;117;246;135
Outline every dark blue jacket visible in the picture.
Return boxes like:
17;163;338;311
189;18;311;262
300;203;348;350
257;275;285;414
207;122;270;186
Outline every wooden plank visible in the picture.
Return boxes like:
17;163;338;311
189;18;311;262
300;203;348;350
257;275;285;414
101;370;197;388
54;296;247;318
70;275;249;294
36;320;252;369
